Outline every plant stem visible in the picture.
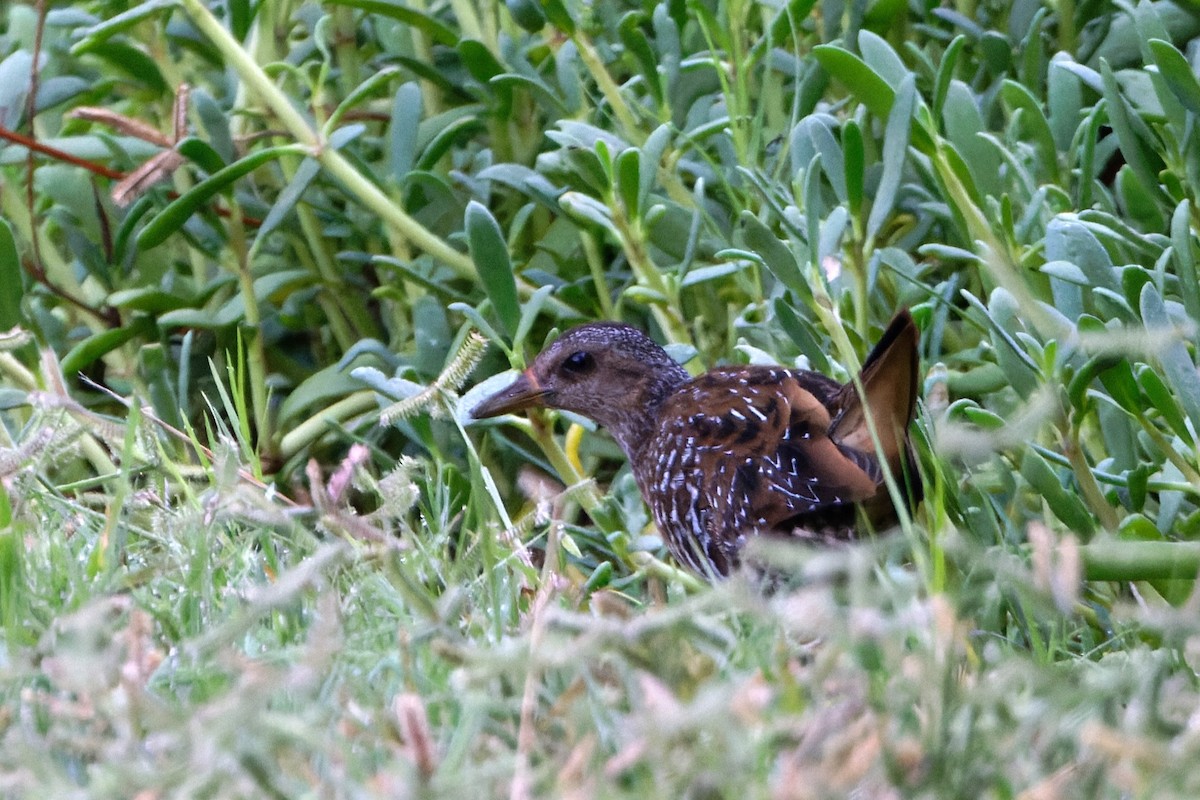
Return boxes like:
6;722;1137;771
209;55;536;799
179;0;476;278
1081;541;1200;581
278;390;380;460
572;33;643;145
225;203;272;455
580;231;616;320
610;205;691;346
1061;425;1119;533
527;414;603;511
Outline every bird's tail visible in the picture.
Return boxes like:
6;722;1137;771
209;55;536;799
829;309;920;472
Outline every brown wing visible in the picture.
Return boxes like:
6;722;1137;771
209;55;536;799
828;310;920;472
639;315;920;575
646;367;879;556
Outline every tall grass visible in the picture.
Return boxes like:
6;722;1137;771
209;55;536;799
2;0;1200;795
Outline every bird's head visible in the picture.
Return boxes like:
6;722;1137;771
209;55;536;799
471;322;690;447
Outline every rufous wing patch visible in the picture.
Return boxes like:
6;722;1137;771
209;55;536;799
829;311;919;470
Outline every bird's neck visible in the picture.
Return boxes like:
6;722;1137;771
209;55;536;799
603;367;689;464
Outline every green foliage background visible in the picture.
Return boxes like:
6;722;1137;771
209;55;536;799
3;0;1200;795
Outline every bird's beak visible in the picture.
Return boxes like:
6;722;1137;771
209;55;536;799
470;369;550;419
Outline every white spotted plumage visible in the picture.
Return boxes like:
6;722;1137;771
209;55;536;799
629;364;888;575
472;312;920;578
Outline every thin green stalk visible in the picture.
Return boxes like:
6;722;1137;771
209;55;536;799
807;272;862;374
0;352;36;391
526;415;603;511
278;390;380;461
1138;417;1200;491
1032;442;1200;496
270;152;371;347
927;491;947;594
630;551;705;592
182;0;591;327
806;275;926;579
728;0;751;160
930;141;1063;340
580;231;616;320
695;0;747;161
331;6;363;96
179;0;476;278
610;205;691;346
658;148;701;210
448;0;485;44
407;0;445;117
168;154;211;290
1081;541;1200;581
572;32;644;146
850;238;870;335
511;518;560;800
225;204;272;455
281;228;357;349
1057;0;1076;54
1061;425;1119;533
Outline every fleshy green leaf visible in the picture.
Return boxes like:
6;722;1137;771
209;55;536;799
466;201;520;338
138;145;299;250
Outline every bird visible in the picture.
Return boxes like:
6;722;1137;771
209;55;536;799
471;311;921;578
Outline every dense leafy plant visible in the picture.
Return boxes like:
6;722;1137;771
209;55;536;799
4;0;1200;795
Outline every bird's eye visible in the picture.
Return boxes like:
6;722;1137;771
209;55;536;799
561;350;595;375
